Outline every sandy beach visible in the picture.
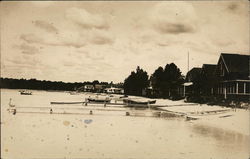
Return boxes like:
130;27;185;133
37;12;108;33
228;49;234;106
1;89;249;159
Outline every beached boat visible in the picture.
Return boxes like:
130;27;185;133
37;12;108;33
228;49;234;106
87;96;111;103
20;90;32;95
123;98;156;105
50;101;84;104
119;95;128;98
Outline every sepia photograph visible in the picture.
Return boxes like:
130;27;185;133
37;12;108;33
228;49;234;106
0;1;249;159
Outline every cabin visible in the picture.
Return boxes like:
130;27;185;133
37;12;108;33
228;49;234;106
200;64;217;95
186;67;202;82
214;53;250;101
182;67;202;97
179;65;216;98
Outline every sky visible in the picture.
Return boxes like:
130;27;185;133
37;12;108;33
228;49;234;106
1;1;249;83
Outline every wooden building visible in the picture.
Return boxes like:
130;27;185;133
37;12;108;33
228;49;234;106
213;53;250;101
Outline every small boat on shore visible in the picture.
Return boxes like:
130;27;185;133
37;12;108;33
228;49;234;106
123;98;156;106
20;90;32;95
119;95;128;98
50;101;84;104
87;96;111;103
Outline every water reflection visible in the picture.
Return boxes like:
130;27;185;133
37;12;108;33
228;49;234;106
189;123;249;152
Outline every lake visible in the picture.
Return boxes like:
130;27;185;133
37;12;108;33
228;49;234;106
1;89;249;159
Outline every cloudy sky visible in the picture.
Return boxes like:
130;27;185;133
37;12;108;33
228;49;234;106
1;1;249;83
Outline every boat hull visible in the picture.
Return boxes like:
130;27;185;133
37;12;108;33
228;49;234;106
123;99;156;105
87;98;111;103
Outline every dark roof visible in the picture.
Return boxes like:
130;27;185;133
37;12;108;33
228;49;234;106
188;67;202;74
186;67;202;82
221;53;249;73
202;64;216;76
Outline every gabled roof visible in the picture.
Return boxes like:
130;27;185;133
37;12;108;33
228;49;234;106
220;53;249;73
186;67;202;82
187;67;202;75
202;64;216;75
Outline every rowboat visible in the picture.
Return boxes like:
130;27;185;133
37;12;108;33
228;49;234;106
123;98;156;106
87;96;111;103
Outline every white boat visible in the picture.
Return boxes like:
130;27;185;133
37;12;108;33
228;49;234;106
20;90;32;95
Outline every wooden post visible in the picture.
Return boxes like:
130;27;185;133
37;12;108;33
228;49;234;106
236;82;238;94
183;85;185;97
85;98;88;106
229;83;231;94
224;85;227;99
243;82;246;94
13;109;16;115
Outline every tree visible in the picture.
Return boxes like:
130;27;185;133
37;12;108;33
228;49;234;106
151;63;183;98
124;66;149;96
92;80;99;86
151;66;164;96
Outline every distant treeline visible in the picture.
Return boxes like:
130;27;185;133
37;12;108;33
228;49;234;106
0;78;110;91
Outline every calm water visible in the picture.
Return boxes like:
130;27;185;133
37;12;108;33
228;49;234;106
1;89;249;159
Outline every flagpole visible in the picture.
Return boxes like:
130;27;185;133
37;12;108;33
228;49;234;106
188;51;189;73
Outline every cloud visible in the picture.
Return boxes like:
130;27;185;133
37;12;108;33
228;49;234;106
20;34;43;44
6;55;41;67
59;31;87;48
154;23;195;34
20;33;86;48
63;61;75;67
227;3;238;11
225;1;247;15
13;43;39;55
149;2;197;34
90;30;114;45
32;20;58;33
80;51;105;61
20;29;113;47
31;1;55;8
65;7;109;30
